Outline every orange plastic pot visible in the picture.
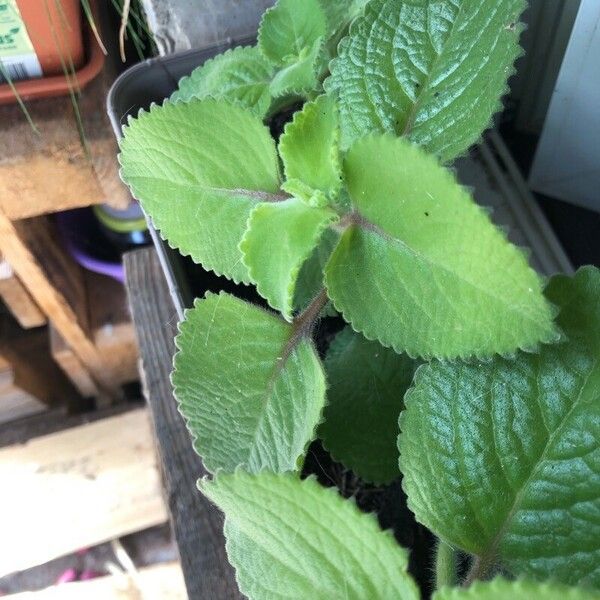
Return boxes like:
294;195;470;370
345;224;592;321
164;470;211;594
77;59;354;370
0;0;104;105
16;0;84;75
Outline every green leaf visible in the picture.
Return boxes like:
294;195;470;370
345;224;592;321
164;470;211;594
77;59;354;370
433;578;599;600
173;293;326;473
319;327;418;484
399;267;600;587
318;0;368;41
170;46;275;117
119;99;281;284
240;198;338;320
269;37;324;98
200;471;420;599
325;135;557;359
281;178;329;207
258;0;327;66
326;0;525;160
293;228;340;314
279;95;341;199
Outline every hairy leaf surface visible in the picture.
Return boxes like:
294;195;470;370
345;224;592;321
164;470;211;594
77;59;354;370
173;293;326;473
434;579;598;600
399;267;600;586
279;95;341;200
293;228;340;314
318;0;368;41
326;0;525;161
170;46;275;117
258;0;327;65
269;38;324;98
240;198;338;320
325;135;556;359
319;327;418;484
119;100;281;283
200;471;419;599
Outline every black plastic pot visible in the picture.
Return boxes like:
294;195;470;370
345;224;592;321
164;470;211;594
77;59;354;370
107;38;254;318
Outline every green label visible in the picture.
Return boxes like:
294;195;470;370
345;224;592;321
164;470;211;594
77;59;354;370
0;0;42;81
0;0;34;56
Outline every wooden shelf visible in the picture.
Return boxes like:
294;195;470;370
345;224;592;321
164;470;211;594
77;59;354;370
0;66;129;220
0;408;168;576
3;562;187;599
51;271;139;398
0;257;46;329
0;213;122;397
0;47;138;405
0;319;77;424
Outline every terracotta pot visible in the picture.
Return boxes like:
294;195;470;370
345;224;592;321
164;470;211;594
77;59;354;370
16;0;84;76
0;0;103;104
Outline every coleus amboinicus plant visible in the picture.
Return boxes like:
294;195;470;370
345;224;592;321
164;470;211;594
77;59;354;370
119;0;600;597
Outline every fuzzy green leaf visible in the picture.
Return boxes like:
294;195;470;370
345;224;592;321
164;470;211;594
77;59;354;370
318;0;368;41
173;293;326;473
269;37;324;98
326;0;525;160
119;99;282;284
399;267;600;587
279;95;341;199
200;471;420;600
170;46;275;117
240;198;338;320
281;178;329;207
433;578;598;600
319;327;418;484
258;0;327;66
293;228;340;314
325;135;557;359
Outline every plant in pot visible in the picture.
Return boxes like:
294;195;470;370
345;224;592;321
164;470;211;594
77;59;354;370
118;0;600;598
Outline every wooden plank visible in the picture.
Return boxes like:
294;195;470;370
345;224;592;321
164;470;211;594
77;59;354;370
49;326;98;397
0;259;46;328
0;408;169;576
3;562;187;599
86;272;139;385
124;247;241;599
50;273;139;397
0;68;129;220
0;356;46;425
0;402;142;449
0;211;120;397
0;389;46;425
0;321;78;410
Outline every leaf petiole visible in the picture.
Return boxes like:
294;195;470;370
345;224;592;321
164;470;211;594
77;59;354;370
434;539;458;590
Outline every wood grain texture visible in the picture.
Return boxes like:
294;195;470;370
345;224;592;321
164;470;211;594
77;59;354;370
0;402;142;449
0;319;78;409
50;273;139;397
0;259;46;328
124;247;241;600
0;354;46;425
49;325;98;397
0;408;168;576
0;212;119;396
3;562;187;599
0;70;129;220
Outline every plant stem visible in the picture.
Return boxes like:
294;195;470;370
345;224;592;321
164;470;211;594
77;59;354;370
293;288;329;338
434;540;457;590
462;554;494;587
277;289;329;378
119;0;132;62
